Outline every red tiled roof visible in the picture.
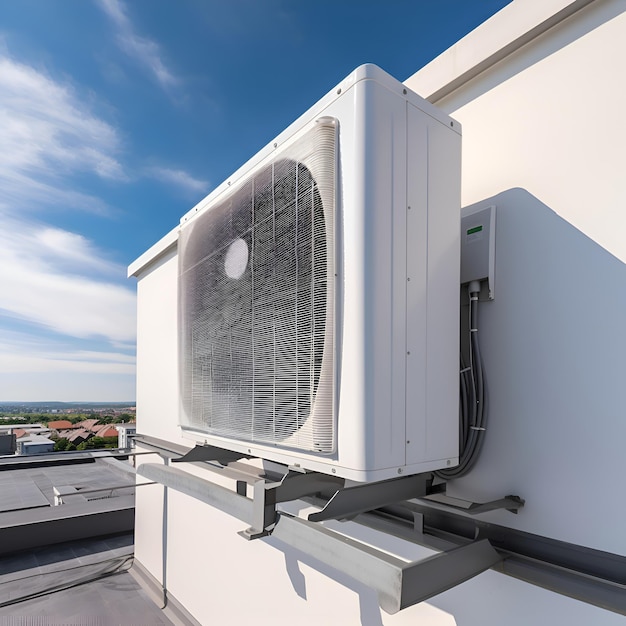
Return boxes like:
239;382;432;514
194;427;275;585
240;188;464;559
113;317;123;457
47;420;72;430
93;426;119;438
75;419;100;432
67;429;93;443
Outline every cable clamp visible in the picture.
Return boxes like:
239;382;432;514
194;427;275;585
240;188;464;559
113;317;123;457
470;328;478;332
470;296;479;301
470;426;486;431
460;367;471;373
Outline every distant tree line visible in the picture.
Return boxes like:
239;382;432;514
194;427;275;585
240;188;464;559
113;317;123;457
0;413;135;424
54;436;119;452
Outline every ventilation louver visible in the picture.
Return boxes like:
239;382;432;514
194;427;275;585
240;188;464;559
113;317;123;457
179;119;336;454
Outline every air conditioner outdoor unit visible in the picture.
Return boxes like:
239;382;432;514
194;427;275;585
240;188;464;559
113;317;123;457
178;64;460;482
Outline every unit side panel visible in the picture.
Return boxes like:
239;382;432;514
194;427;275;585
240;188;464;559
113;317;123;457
408;115;461;466
340;79;408;474
405;108;429;463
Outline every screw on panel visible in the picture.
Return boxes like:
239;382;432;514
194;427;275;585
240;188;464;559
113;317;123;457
331;468;336;473
337;88;341;95
407;277;411;282
403;88;407;95
407;351;411;355
447;459;452;466
273;142;277;148
397;468;403;474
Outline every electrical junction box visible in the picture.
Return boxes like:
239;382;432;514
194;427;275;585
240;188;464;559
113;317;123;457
461;205;496;299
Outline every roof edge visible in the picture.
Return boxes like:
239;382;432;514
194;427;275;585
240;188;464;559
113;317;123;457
128;226;178;278
404;0;596;103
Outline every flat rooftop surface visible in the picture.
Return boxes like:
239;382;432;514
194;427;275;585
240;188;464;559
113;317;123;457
0;453;169;623
0;533;173;625
0;456;136;517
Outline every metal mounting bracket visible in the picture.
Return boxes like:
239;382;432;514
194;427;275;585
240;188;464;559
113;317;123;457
308;472;431;522
239;470;345;540
171;443;252;466
421;492;525;514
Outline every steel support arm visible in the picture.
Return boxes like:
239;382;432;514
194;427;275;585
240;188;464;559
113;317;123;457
137;462;503;614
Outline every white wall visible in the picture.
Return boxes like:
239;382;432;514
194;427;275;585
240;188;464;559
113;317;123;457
132;1;626;624
407;0;626;264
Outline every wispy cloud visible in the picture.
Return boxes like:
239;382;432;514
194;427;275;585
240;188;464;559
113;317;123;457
0;53;135;342
0;214;136;344
0;346;135;375
0;54;125;214
146;166;208;195
96;0;180;91
0;326;135;403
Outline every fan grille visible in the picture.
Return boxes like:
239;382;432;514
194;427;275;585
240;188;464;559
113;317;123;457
179;121;336;453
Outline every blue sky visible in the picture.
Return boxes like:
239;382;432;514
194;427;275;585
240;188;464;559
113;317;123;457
0;0;510;402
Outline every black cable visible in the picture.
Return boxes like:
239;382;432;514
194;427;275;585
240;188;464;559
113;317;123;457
435;282;487;479
0;554;134;608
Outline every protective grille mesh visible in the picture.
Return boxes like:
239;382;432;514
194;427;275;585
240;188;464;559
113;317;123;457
179;121;336;453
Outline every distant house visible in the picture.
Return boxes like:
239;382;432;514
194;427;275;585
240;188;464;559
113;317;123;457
47;420;72;430
93;425;120;439
79;419;101;433
115;424;136;449
67;429;92;446
16;435;55;456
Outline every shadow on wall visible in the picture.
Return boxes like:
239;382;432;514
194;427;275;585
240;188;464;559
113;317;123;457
266;530;456;626
269;534;385;626
429;187;626;625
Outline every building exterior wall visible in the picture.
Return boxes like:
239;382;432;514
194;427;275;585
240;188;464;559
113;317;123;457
406;0;626;553
132;1;626;624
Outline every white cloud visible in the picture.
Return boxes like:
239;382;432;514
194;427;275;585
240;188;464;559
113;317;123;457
0;325;136;400
0;350;135;375
96;0;180;90
0;55;126;213
0;328;134;384
0;215;136;344
147;166;208;194
0;54;136;343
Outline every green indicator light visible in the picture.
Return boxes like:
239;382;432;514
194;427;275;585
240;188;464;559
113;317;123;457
467;225;483;235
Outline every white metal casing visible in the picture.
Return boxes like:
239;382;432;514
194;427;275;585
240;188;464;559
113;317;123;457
171;64;461;482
